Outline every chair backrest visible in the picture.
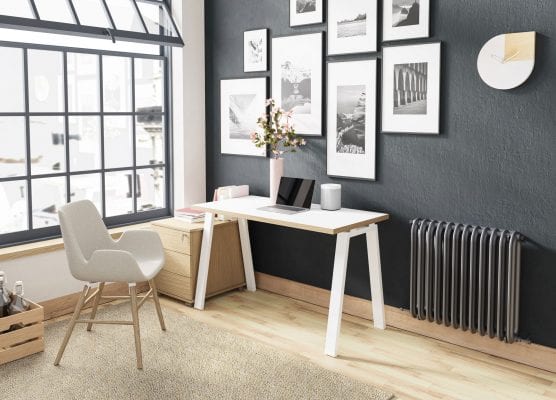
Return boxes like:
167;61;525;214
58;200;113;280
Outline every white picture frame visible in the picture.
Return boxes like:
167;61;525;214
382;42;441;135
272;33;323;137
220;78;267;157
327;0;377;55
290;0;323;27
383;0;430;42
244;29;268;72
327;60;377;180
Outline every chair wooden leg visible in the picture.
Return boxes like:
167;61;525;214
149;279;166;331
54;285;89;366
129;284;143;369
86;282;105;332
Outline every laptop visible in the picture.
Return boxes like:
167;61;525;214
259;177;315;215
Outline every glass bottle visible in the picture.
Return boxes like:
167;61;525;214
0;277;11;330
8;281;29;331
9;281;28;315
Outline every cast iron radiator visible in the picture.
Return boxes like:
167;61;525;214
409;219;523;343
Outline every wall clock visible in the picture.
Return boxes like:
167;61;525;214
477;31;536;90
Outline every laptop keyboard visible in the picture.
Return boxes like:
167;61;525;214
258;205;308;214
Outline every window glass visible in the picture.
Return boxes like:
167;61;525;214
105;0;145;32
0;181;28;234
105;170;134;216
72;0;112;28
30;116;66;175
34;0;75;24
135;58;164;112
70;173;102;214
104;116;133;168
0;1;35;18
137;1;177;37
0;28;159;54
136;115;164;166
0;47;25;113
68;53;100;113
28;50;65;113
137;167;164;212
103;56;132;112
69;116;101;171
0;117;27;178
31;176;67;228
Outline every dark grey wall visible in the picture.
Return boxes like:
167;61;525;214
205;0;556;347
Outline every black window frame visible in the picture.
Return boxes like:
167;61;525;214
0;39;173;248
0;0;183;47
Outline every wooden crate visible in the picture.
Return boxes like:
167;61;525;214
0;299;44;365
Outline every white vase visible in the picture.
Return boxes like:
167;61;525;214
269;157;284;204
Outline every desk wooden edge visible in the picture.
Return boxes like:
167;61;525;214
192;205;390;235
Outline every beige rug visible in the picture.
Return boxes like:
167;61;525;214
0;302;393;400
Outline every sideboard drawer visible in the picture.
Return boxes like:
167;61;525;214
155;270;192;301
163;250;192;277
154;226;191;254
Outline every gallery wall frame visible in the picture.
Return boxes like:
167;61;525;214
327;0;378;56
326;58;378;180
244;28;269;73
382;0;430;42
381;41;441;135
220;77;268;157
271;32;324;137
289;0;324;27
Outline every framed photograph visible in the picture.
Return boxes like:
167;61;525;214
383;0;430;42
327;0;377;55
244;29;268;72
290;0;323;27
272;33;323;136
382;42;441;134
220;78;267;157
327;60;377;180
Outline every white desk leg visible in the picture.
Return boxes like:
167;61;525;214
194;212;215;310
367;224;386;329
238;218;256;292
325;232;350;357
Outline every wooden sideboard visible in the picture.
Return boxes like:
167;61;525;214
151;218;246;304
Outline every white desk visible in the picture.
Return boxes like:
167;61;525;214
192;196;389;357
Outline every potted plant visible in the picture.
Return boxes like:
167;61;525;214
251;99;307;203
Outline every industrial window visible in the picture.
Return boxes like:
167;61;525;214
0;38;172;246
0;0;183;47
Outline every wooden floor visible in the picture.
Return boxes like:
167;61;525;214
160;290;556;400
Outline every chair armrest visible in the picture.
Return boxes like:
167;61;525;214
113;230;165;261
87;249;146;283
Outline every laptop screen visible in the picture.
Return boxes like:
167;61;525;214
276;177;315;209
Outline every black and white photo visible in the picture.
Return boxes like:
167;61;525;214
336;85;366;154
221;78;267;156
328;60;376;179
382;43;441;134
272;33;323;136
383;0;429;41
244;29;268;72
290;0;323;26
393;62;428;115
328;0;377;55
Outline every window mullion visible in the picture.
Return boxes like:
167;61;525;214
131;57;138;213
66;0;81;25
131;0;149;35
22;48;33;232
99;54;107;219
100;0;117;31
28;0;40;20
63;51;71;205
